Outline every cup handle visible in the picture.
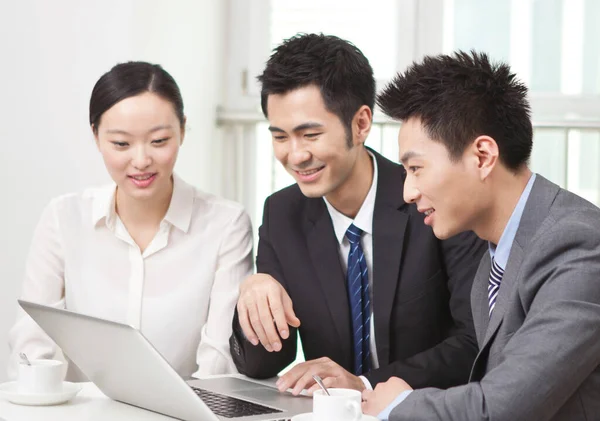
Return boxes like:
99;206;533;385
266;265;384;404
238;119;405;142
346;400;362;421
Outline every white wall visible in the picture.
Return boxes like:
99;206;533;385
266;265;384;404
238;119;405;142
0;0;226;382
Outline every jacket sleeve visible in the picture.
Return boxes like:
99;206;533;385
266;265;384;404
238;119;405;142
230;196;298;378
193;208;253;377
365;230;485;389
390;217;600;420
8;199;66;379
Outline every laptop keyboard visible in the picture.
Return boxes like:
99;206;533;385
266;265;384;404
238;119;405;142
191;386;286;419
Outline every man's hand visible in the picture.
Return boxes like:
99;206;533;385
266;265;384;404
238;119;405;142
362;377;413;416
237;273;300;352
276;357;365;395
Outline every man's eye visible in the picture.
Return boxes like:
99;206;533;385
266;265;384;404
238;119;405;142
305;133;322;138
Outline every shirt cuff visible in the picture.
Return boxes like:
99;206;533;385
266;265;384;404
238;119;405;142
377;390;412;420
359;375;373;390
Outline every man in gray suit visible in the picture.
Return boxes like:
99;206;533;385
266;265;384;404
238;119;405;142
362;51;600;420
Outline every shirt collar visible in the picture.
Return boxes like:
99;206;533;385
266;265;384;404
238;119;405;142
163;174;194;233
488;173;537;269
91;183;118;229
91;173;194;233
324;150;378;244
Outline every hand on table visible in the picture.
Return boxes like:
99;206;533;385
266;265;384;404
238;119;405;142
276;357;366;395
362;377;413;416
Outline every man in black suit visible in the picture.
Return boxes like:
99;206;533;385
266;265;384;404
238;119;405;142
229;33;486;394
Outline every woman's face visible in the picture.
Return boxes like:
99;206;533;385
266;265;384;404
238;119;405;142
94;92;184;203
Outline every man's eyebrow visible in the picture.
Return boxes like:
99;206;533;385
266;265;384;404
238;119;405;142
267;122;325;133
292;122;324;132
399;151;422;164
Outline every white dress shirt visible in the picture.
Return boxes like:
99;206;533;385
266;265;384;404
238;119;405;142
323;152;379;387
8;174;253;381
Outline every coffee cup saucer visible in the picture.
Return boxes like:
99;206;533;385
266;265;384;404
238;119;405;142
291;413;379;421
0;381;83;406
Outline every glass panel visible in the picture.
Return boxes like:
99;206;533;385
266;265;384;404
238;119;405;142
365;124;383;153
444;0;600;95
269;0;399;81
451;0;511;61
530;0;562;92
568;129;600;204
380;123;401;162
582;0;600;94
530;129;567;187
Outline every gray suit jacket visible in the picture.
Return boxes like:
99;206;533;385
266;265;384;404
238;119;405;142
390;175;600;421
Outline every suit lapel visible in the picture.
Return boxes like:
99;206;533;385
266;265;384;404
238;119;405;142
469;254;494;381
305;199;352;352
371;151;409;366
481;244;524;346
471;254;492;346
304;150;410;366
472;175;561;373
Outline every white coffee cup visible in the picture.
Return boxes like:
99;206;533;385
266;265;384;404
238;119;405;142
17;359;64;394
313;388;362;421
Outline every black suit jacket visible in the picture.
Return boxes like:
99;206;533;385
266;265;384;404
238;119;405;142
230;151;486;388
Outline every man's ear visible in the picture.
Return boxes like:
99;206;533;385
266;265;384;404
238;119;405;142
472;135;500;180
352;105;373;146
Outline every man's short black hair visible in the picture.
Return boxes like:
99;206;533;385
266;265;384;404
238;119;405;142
258;33;376;146
378;51;533;170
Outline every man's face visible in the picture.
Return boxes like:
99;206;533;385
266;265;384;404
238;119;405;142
266;85;363;200
399;117;482;239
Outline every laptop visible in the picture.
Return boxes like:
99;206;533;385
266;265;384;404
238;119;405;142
19;300;312;421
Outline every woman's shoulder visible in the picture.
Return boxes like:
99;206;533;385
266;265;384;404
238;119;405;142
191;191;250;230
184;187;251;233
193;189;246;213
177;176;247;217
44;183;115;217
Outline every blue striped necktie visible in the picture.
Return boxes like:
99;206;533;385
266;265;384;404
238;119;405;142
345;223;371;375
488;257;505;317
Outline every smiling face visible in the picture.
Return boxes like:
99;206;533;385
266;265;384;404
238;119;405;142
399;117;486;239
94;92;184;203
266;84;370;202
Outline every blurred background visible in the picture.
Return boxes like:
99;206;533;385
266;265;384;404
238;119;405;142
0;0;599;381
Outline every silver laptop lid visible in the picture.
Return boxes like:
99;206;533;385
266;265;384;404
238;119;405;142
18;300;219;421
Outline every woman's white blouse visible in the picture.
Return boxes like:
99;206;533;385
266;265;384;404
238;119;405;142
8;175;253;380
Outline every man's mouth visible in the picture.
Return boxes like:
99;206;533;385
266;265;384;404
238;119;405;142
295;166;325;176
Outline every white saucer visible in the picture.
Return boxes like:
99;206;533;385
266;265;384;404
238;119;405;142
291;413;379;421
0;381;83;406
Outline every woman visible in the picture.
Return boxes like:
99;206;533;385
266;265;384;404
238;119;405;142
8;62;253;380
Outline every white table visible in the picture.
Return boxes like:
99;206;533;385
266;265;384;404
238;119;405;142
0;382;174;421
0;376;290;421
